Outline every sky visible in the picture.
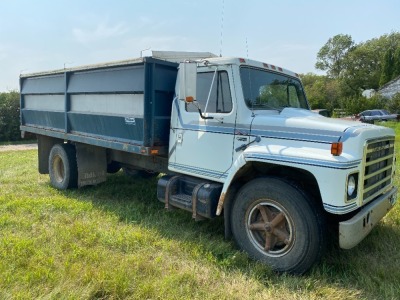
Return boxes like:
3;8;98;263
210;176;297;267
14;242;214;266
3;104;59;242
0;0;399;92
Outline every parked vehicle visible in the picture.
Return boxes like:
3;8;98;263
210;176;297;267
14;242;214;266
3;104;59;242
357;109;398;123
20;51;397;274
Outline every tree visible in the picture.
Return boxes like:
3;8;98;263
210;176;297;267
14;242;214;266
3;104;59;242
310;32;400;115
315;34;354;78
340;43;382;94
392;47;400;80
0;91;21;142
378;32;400;86
380;48;394;86
300;73;340;112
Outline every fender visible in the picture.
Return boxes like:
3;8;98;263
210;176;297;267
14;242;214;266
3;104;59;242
216;143;363;216
216;153;247;215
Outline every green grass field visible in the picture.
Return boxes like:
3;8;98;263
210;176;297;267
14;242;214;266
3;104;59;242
1;124;400;299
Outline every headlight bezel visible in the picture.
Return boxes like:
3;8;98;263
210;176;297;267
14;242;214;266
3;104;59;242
346;173;359;201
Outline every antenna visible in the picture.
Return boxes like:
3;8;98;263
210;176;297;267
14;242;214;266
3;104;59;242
219;0;225;57
246;38;249;58
64;62;73;69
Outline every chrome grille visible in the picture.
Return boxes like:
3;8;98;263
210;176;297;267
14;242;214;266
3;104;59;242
362;137;395;204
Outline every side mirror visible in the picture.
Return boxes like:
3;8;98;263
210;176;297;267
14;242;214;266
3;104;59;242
178;62;197;103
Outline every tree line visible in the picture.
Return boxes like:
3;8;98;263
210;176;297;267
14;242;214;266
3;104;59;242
301;32;400;116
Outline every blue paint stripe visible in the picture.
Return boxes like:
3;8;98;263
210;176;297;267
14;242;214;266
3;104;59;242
245;153;361;170
251;128;340;143
169;162;228;179
323;202;358;214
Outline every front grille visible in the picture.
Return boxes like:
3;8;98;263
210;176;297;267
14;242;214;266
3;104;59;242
362;137;395;204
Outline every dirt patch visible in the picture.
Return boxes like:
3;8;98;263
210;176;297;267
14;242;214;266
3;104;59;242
0;144;38;152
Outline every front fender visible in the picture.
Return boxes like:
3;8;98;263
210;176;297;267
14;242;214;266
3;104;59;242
216;153;247;215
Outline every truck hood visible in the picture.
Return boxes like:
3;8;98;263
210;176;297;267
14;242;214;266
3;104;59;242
250;108;372;143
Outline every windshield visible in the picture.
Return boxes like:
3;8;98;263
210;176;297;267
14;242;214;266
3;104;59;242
240;66;309;111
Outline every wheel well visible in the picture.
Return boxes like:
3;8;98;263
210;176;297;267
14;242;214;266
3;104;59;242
223;161;323;239
230;162;321;200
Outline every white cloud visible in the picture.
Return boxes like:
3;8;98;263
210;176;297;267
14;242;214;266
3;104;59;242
73;20;129;44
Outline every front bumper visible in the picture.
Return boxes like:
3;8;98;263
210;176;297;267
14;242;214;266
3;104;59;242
339;186;397;249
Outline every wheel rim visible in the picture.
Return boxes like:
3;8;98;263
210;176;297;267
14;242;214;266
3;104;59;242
53;155;65;183
246;200;295;257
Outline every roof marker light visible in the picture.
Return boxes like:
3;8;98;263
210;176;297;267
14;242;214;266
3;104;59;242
263;63;269;68
278;67;283;72
270;65;276;70
239;58;246;63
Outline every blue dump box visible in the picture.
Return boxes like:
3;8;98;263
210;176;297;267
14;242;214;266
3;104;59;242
20;57;178;156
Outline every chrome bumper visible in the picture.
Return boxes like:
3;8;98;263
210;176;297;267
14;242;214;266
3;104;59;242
339;186;397;249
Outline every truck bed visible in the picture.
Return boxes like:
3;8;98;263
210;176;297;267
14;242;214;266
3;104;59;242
20;57;178;156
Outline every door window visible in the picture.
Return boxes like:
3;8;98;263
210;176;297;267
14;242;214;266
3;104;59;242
186;71;232;114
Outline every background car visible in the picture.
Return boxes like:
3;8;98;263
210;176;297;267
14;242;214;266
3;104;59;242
357;109;398;123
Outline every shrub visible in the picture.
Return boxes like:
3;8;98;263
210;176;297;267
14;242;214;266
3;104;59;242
385;92;400;113
0;91;21;142
340;94;386;116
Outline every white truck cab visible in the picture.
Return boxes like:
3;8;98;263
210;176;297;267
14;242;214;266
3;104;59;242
164;56;397;273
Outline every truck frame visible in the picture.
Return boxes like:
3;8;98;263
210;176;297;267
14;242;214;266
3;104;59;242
20;51;397;274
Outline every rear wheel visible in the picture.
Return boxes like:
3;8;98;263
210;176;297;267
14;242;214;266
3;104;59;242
49;144;78;190
231;177;325;274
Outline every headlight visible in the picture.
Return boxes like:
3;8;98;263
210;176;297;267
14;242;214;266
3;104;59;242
347;174;357;199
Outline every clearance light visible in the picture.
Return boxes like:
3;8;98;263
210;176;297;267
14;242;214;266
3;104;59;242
263;63;269;69
150;149;159;155
185;96;194;103
270;65;276;70
331;142;343;156
239;58;246;63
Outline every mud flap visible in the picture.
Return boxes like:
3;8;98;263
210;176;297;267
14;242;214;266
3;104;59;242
75;143;107;187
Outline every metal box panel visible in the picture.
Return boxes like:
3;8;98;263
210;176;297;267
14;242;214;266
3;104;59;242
20;57;178;155
67;65;145;94
68;113;144;144
21;74;65;94
22;110;65;130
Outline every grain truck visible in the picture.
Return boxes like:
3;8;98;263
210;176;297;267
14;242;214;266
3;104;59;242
20;51;397;274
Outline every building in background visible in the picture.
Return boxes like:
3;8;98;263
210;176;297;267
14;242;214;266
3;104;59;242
379;76;400;99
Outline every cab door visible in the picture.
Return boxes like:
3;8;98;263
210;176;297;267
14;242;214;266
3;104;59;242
169;68;236;181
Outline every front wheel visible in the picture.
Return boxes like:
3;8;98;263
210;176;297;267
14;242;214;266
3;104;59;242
231;177;325;274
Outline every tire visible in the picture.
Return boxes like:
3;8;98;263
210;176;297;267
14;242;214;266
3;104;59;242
231;177;326;274
48;144;78;190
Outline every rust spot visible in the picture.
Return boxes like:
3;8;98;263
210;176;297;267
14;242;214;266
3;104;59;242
216;192;226;216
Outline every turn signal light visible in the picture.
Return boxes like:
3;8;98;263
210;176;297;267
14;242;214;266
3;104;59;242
185;96;194;103
331;142;343;156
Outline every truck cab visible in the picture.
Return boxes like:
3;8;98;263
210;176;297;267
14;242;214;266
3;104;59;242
162;56;397;273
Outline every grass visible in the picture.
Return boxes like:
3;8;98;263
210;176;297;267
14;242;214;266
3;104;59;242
0;139;37;146
1;123;400;299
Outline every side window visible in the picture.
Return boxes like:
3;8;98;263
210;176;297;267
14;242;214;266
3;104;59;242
288;85;300;108
186;71;232;113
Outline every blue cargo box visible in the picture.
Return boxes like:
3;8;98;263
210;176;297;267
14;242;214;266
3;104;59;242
20;57;178;156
